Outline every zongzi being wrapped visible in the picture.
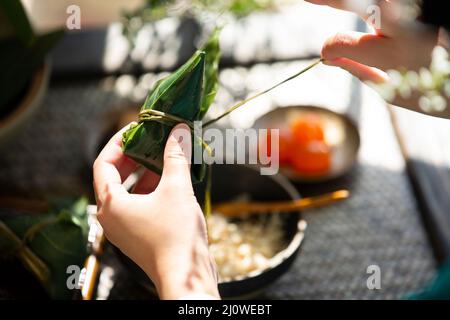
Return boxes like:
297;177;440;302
122;28;322;183
122;30;220;183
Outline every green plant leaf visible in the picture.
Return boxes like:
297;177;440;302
199;28;221;119
0;197;89;299
142;51;205;119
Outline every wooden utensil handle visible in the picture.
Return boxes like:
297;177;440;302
214;190;349;217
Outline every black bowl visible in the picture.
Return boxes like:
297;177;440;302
115;164;306;299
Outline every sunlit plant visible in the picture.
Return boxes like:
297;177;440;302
121;0;287;44
368;46;450;113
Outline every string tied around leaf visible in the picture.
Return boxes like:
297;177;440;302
138;109;195;129
137;109;214;216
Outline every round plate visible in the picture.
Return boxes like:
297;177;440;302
253;105;360;182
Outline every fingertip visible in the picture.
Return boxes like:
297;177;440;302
321;32;356;61
171;123;191;134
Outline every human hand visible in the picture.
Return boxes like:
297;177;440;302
93;123;219;299
306;0;439;82
305;0;450;118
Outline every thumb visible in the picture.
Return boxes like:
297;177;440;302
321;31;393;70
159;123;193;190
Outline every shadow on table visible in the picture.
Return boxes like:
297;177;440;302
403;158;450;263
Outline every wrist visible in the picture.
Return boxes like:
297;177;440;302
156;269;219;300
147;245;220;300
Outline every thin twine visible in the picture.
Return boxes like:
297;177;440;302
138;58;324;129
202;58;323;127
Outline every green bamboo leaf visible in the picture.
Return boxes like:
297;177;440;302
57;197;89;238
199;28;221;119
0;197;89;299
122;30;222;183
141;50;205;118
122;50;206;181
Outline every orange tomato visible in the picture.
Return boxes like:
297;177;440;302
288;115;331;175
259;129;292;166
290;140;331;175
290;115;325;147
260;114;331;175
